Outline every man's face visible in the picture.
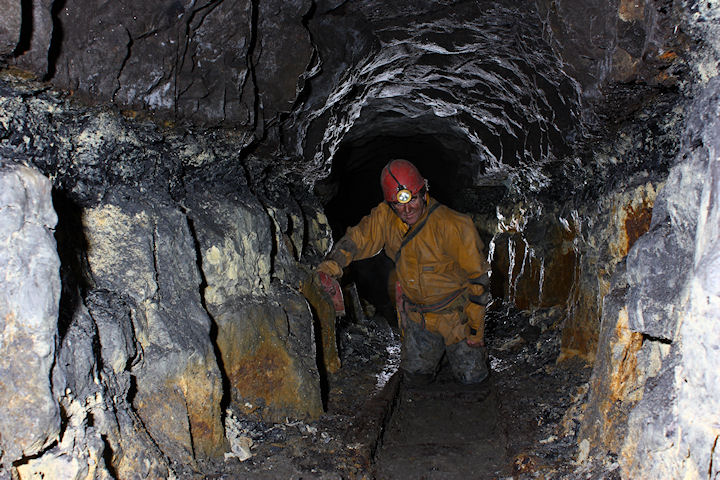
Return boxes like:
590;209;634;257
390;192;427;226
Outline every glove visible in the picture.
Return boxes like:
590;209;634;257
317;271;345;316
316;259;343;278
465;302;486;347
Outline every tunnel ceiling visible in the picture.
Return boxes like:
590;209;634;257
288;0;585;196
2;0;686;199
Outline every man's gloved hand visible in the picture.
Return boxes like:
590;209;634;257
315;260;345;316
466;331;485;347
465;302;486;348
316;259;343;278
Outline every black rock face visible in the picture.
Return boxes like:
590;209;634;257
4;0;684;200
7;0;314;131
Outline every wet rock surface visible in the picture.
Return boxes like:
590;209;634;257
4;0;686;195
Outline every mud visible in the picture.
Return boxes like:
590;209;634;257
374;371;507;479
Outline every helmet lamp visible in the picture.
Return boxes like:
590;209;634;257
396;189;412;204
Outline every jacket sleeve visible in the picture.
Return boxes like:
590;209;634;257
325;203;392;269
448;215;490;282
448;216;491;338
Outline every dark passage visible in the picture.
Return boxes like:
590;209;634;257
312;125;588;478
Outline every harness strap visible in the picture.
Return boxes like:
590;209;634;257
394;201;441;263
393;200;444;331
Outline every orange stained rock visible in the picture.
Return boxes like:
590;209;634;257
179;358;226;459
541;249;577;307
559;267;602;363
656;71;677;84
134;386;192;462
624;203;653;253
580;307;644;456
512;255;542;311
609;185;657;260
608;308;644;403
658;50;678;62
230;333;323;421
133;356;225;465
559;328;599;363
491;228;577;312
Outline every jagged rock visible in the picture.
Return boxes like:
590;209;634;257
86;290;138;377
51;291;171;480
620;348;680;478
186;188;273;300
561;179;662;361
577;260;670;457
0;160;61;470
0;76;331;472
537;0;683;100
216;297;324;422
0;0;718;478
4;0;53;74
488;210;578;313
626;157;703;340
621;76;720;480
80;190;226;462
184;189;323;421
679;81;720;479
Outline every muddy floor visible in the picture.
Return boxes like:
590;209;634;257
373;366;506;479
196;302;595;479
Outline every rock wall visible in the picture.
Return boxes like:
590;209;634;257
0;73;330;477
481;204;579;314
183;187;324;422
0;160;62;475
1;0;718;478
3;0;315;130
574;3;720;477
619;75;720;480
537;0;685;102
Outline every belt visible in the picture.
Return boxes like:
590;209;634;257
402;288;465;314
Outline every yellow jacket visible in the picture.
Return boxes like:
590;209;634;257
326;197;490;344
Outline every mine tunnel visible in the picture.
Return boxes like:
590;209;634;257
1;1;720;479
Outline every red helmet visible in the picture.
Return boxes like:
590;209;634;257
380;159;426;204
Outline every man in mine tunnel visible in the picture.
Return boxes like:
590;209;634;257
316;159;492;385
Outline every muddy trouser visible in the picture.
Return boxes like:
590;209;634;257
401;314;489;384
